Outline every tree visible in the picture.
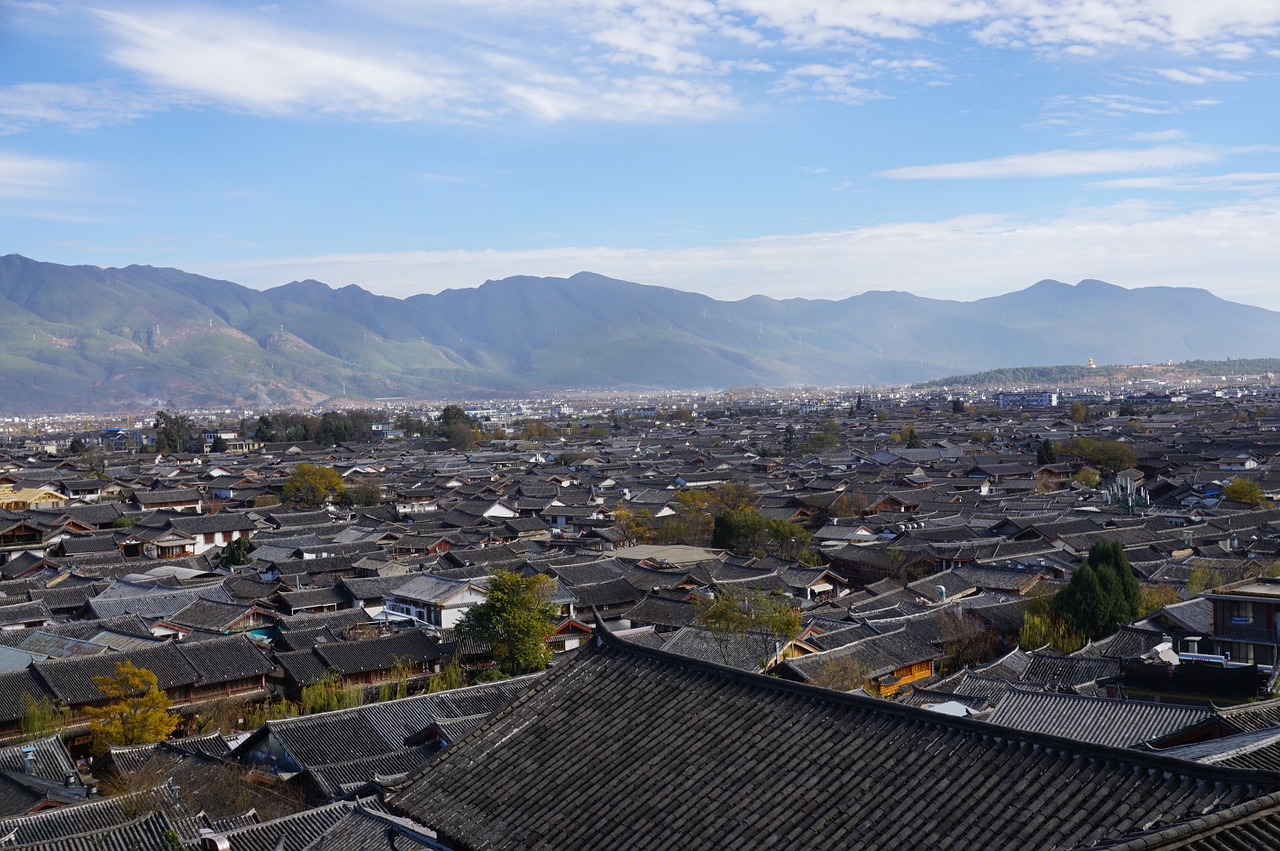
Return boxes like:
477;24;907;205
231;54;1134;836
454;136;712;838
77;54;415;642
1140;583;1181;615
345;478;383;506
812;655;868;692
1073;466;1102;487
712;507;767;555
800;419;840;453
315;411;355;446
221;536;253;567
456;570;559;675
68;436;87;455
254;415;277;442
692;586;802;667
84;661;179;755
1063;436;1137;475
1223;477;1266;505
1052;541;1140;640
444;420;476;451
283;463;345;507
1036;438;1057;465
20;695;70;741
1018;608;1086;653
1070;401;1089;423
209;435;228;453
938;609;998;674
1187;565;1225;596
611;505;655;547
951;398;966;415
901;423;923;449
153;410;195;454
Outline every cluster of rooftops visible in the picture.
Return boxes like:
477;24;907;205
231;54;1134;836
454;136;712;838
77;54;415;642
4;395;1280;847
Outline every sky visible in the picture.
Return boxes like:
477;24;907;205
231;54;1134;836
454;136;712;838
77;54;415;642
2;1;1280;308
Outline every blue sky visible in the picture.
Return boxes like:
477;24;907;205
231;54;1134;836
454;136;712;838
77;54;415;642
3;1;1280;308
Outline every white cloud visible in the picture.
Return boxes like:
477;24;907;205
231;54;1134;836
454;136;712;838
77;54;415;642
0;82;166;133
877;145;1248;180
1131;129;1188;142
57;1;1278;133
1156;66;1248;84
95;9;465;120
198;196;1280;311
0;151;81;199
1091;171;1280;193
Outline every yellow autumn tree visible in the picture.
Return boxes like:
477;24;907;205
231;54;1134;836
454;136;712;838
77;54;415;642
84;660;179;755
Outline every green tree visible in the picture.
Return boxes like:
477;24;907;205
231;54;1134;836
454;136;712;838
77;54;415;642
1063;436;1137;475
611;505;655;547
1186;565;1225;595
1036;438;1057;465
439;404;472;430
209;435;229;453
153;410;195;454
1051;541;1140;640
692;587;801;667
283;463;345;507
901;423;923;449
444;421;476;451
456;570;559;675
20;695;70;741
712;507;767;555
1140;583;1181;615
68;436;87;455
428;661;467;693
1073;466;1102;487
315;411;355;446
344;478;383;506
84;661;179;755
1222;477;1265;505
800;418;841;453
221;536;253;567
254;415;277;442
951;398;966;415
301;669;362;714
1018;608;1086;653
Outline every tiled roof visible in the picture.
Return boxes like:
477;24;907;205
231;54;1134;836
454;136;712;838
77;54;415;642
1084;790;1280;851
391;628;1280;851
985;689;1212;748
0;810;182;851
313;629;441;676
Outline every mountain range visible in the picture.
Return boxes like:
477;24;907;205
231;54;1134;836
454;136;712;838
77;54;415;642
1;254;1277;413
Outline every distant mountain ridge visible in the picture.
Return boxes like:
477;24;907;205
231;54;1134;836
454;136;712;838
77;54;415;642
0;254;1276;412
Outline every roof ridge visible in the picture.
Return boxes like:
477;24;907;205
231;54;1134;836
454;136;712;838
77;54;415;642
593;621;1280;787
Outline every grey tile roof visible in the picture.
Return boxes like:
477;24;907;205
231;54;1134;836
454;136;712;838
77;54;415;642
985;689;1212;748
391;627;1280;851
0;810;182;851
1084;789;1280;850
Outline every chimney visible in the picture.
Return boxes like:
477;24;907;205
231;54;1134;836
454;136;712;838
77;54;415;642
20;747;36;775
199;832;231;851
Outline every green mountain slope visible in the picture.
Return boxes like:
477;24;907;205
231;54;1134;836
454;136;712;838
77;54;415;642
0;255;1277;412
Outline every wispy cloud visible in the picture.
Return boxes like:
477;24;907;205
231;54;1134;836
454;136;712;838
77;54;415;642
1156;66;1249;85
19;1;1262;135
0;82;166;133
0;151;81;199
1091;172;1280;193
95;9;466;120
198;197;1280;310
877;145;1251;180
